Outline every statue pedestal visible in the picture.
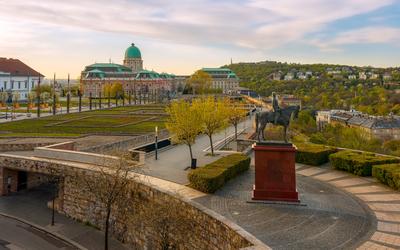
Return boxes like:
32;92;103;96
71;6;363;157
252;142;299;203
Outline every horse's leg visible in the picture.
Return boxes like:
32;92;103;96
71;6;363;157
261;124;267;141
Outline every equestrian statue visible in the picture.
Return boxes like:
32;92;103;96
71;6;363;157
255;92;300;142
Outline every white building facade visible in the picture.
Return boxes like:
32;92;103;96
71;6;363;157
201;68;239;94
0;58;44;101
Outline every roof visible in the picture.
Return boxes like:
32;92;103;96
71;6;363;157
84;63;132;73
125;43;142;59
330;112;353;122
87;69;104;73
136;70;161;80
347;115;400;129
0;58;44;77
159;73;175;79
227;72;238;79
202;68;232;73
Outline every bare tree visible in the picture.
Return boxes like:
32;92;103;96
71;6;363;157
75;153;136;250
131;195;196;250
46;167;65;227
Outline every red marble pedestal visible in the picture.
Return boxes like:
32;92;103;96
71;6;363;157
252;142;299;203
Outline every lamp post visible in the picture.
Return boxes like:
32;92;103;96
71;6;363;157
67;73;70;114
37;73;41;118
52;73;56;115
155;126;158;160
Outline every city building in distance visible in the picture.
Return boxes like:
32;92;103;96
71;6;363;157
0;58;44;101
316;109;400;140
201;68;239;94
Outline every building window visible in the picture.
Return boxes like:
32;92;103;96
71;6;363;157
31;81;35;88
11;82;14;89
25;81;28;89
18;82;21;89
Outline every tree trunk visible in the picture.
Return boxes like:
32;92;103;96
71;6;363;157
188;144;193;161
209;135;214;156
234;123;238;140
105;207;111;250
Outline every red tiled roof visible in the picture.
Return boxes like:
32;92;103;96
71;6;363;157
0;58;44;77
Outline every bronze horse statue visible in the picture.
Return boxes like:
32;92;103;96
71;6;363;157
255;105;300;142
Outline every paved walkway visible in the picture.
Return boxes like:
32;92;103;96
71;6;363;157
192;159;400;249
143;117;252;184
295;163;400;249
194;163;376;249
0;185;128;250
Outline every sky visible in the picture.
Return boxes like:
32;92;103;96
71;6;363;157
0;0;399;78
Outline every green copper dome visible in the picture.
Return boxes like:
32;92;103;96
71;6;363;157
125;43;142;59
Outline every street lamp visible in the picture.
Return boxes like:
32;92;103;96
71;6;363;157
155;126;158;160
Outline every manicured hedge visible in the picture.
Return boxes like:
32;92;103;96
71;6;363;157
295;143;337;166
372;164;400;190
329;150;400;176
188;154;250;193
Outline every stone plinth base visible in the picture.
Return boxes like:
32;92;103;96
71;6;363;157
252;141;299;203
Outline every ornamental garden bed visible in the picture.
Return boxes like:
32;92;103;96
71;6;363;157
295;143;337;166
329;150;400;176
0;104;166;137
188;154;250;193
372;164;400;190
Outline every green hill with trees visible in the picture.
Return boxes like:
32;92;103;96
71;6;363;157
224;61;400;115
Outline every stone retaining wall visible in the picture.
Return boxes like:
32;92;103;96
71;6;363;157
82;129;169;153
61;174;253;250
0;143;52;152
0;154;267;250
33;147;120;166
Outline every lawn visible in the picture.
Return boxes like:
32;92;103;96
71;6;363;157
0;105;166;137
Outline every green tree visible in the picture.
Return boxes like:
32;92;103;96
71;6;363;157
110;82;124;98
33;84;52;95
226;100;247;140
193;97;228;156
187;70;212;95
165;99;203;165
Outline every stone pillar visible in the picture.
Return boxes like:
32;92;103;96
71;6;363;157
252;142;299;203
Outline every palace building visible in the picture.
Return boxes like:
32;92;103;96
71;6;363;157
81;43;177;98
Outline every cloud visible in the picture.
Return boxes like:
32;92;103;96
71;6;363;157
310;26;400;51
0;0;396;50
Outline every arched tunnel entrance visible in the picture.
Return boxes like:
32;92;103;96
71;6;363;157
1;167;54;196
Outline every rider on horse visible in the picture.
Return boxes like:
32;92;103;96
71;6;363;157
272;92;281;125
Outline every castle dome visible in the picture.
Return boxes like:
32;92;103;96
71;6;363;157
125;43;142;59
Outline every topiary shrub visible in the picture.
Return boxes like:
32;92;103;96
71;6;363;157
188;154;250;193
329;150;400;176
372;164;400;190
295;143;337;166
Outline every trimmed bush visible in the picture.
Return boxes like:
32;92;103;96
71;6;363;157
372;164;400;190
295;143;337;166
188;154;250;193
329;150;400;176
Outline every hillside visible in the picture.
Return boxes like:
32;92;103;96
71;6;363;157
223;61;400;115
